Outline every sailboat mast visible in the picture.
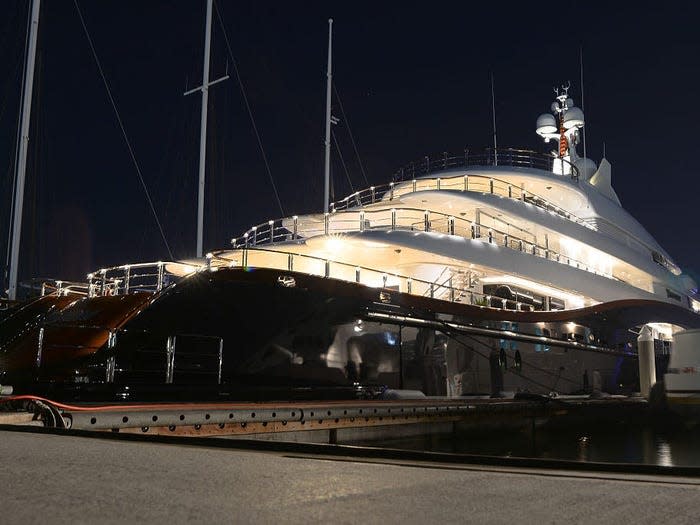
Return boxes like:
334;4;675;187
8;0;41;300
323;18;333;214
195;0;214;258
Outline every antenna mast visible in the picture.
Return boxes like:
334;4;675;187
579;47;587;162
8;0;40;300
184;0;228;258
490;72;498;166
323;19;333;214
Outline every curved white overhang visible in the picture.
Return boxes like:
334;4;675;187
391;164;678;271
396;190;680;291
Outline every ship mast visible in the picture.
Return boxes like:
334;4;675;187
7;0;41;300
323;19;333;214
184;0;228;258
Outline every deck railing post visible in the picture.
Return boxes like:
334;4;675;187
464;175;468;192
269;220;275;243
449;277;454;302
36;327;44;368
124;266;131;294
407;278;412;294
448;216;455;236
157;262;165;291
217;339;223;385
360;211;365;232
355;267;361;283
389;182;395;201
293;216;298;240
424;210;430;232
288;253;293;271
165;336;176;384
324;213;330;235
489;178;494;194
412;179;417;192
252;226;258;246
391;208;397;230
325;260;330;277
371;186;376;204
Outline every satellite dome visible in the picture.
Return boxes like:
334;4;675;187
536;113;557;134
550;102;560;113
563;106;584;129
565;98;575;108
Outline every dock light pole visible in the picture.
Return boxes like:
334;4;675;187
8;0;41;300
323;19;333;214
184;0;228;258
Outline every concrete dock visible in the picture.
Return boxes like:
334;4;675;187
2;429;700;524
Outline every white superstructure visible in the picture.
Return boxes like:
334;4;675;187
219;85;699;320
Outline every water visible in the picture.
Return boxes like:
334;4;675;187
357;422;700;467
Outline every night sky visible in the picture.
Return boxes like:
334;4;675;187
1;1;699;293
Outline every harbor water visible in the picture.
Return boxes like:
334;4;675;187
355;421;700;467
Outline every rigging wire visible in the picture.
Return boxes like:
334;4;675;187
73;0;174;260
331;129;354;194
332;82;369;187
213;1;285;217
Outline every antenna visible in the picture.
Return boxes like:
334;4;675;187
579;46;587;162
490;72;498;166
323;19;333;214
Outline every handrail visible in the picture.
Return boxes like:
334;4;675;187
40;280;91;297
233;170;593;250
328;172;590;228
86;261;200;297
212;248;568;312
391;148;579;182
231;205;617;282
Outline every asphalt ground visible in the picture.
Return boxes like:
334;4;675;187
2;429;699;524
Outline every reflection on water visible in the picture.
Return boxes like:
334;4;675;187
357;423;700;467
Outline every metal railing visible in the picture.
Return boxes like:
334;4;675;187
86;261;200;298
234;170;594;247
327;172;590;229
40;280;91;297
392;148;579;182
213;248;547;311
231;206;616;282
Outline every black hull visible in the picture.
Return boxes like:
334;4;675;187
2;267;699;402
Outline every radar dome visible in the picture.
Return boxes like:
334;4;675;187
565;98;575;108
563;107;584;129
536;113;557;134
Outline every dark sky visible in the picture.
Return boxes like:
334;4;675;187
1;0;700;292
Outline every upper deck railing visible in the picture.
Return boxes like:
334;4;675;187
230;206;617;282
326;171;589;228
78;261;200;298
391;148;579;182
